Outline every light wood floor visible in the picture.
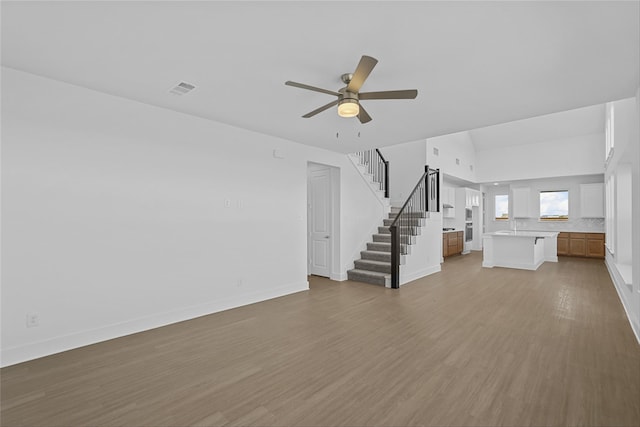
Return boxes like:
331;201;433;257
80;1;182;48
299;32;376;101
2;252;639;426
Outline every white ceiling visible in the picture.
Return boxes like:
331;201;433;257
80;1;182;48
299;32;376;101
2;1;638;154
469;103;606;151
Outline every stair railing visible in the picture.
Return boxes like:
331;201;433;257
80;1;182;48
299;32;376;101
389;165;440;289
354;149;389;198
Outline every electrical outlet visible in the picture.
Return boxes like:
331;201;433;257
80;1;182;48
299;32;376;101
224;199;231;208
26;313;39;328
236;278;243;287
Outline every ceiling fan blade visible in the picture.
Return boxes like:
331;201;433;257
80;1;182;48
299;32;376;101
302;99;340;118
346;55;378;93
359;89;418;100
285;81;340;97
357;104;372;124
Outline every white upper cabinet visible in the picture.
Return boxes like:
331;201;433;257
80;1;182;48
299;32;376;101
465;188;480;207
580;183;604;218
442;186;456;218
512;187;530;218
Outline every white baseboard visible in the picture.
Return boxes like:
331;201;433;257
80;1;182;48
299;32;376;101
0;281;309;368
400;264;441;286
605;259;640;345
331;272;348;281
482;260;543;270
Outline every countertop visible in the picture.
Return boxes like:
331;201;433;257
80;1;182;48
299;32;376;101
442;229;462;234
484;230;559;238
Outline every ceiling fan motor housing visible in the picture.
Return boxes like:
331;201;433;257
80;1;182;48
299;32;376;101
341;73;354;84
339;87;359;102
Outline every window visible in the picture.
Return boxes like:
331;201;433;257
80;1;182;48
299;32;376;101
495;194;509;220
605;102;615;161
539;190;569;220
606;175;615;254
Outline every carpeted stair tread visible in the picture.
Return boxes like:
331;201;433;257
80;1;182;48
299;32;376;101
361;250;391;262
354;259;391;273
359;250;407;264
347;269;390;287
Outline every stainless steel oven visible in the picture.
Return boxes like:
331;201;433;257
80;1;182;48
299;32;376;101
465;222;473;242
465;208;472;221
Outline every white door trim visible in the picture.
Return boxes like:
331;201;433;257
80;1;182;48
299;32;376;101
307;162;341;280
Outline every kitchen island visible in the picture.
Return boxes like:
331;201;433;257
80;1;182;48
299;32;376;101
482;230;559;270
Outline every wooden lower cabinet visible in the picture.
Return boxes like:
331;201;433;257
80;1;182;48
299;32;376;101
569;233;587;257
586;234;605;258
557;232;569;255
443;231;463;258
558;232;604;259
442;234;447;257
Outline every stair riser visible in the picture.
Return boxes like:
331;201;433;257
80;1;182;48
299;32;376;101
347;271;388;287
373;234;415;244
366;242;410;254
378;226;421;236
388;212;427;219
367;242;390;252
373;234;390;243
354;260;391;274
360;251;406;264
383;219;424;227
361;251;390;262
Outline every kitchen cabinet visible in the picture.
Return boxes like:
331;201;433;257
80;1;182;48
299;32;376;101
442;233;447;257
443;231;463;258
465;188;480;207
557;232;605;259
442;187;456;218
580;183;604;218
557;232;569;255
569;233;586;256
512;187;530;218
586;233;605;258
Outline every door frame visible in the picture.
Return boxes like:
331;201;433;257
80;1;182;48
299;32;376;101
307;162;341;280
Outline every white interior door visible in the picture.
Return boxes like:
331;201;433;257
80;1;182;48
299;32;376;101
308;165;332;277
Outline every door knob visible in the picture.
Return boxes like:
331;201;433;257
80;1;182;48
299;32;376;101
324;235;330;239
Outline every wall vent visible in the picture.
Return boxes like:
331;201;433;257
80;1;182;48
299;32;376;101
169;81;196;95
433;147;439;156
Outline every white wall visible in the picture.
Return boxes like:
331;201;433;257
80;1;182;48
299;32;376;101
475;133;604;183
400;216;442;285
377;141;442;283
426;131;477;183
379;140;427;207
0;67;385;366
604;95;640;343
482;175;605;234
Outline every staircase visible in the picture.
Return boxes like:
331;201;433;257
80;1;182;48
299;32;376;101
347;207;427;287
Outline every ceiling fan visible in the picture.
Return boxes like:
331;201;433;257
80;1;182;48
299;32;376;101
285;55;418;124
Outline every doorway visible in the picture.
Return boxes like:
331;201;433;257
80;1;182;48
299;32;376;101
307;163;339;278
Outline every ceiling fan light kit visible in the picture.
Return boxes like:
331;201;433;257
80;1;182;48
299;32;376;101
285;55;418;124
338;99;359;118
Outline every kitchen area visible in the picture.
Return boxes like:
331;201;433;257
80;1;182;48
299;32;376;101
440;174;606;268
441;175;482;260
480;176;605;270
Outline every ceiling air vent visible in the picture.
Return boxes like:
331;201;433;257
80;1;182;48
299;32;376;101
169;81;196;96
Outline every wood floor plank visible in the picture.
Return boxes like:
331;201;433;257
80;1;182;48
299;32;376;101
1;252;639;426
